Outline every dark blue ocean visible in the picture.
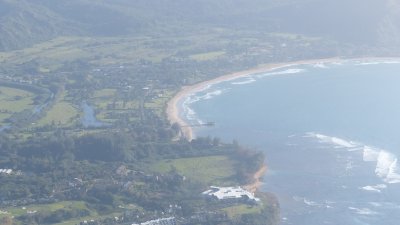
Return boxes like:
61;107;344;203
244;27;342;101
181;59;400;225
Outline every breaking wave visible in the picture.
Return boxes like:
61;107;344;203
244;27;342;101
255;68;306;79
312;63;329;69
359;184;387;193
185;88;228;105
293;196;322;207
348;207;379;215
355;60;400;66
231;78;256;85
306;132;400;184
305;132;360;150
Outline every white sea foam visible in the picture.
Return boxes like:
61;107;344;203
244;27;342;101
356;61;400;66
294;196;321;207
375;151;394;178
186;107;196;117
357;62;383;66
305;132;359;149
231;78;256;85
255;68;305;79
363;146;381;162
374;151;400;183
362;146;400;183
181;87;229;126
185;88;228;104
197;89;224;100
360;184;387;193
313;63;328;69
182;105;197;120
305;132;400;184
348;207;379;215
182;98;199;124
182;105;204;125
385;158;400;183
383;60;400;64
303;198;320;207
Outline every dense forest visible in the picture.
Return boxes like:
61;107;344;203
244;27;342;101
1;0;400;224
0;129;276;225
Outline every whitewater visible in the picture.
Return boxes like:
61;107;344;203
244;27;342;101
181;59;400;225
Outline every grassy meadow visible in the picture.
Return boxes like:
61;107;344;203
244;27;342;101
151;155;236;185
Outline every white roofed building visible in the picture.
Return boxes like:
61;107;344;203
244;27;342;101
0;169;13;175
202;186;260;202
131;217;176;225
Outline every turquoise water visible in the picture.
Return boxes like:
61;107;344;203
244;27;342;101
182;60;400;225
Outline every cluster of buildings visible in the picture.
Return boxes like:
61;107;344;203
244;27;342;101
132;217;176;225
0;169;13;175
202;186;260;202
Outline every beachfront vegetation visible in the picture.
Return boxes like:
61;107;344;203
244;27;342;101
1;0;399;224
0;132;274;225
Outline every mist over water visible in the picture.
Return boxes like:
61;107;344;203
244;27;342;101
183;60;400;225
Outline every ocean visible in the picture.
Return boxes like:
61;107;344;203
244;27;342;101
180;59;400;225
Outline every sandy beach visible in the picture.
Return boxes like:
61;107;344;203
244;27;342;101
166;57;346;140
166;56;400;141
166;56;400;194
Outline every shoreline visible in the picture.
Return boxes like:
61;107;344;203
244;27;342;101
166;56;400;141
166;56;400;193
167;57;343;140
243;164;268;194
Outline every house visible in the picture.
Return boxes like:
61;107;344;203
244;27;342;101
0;169;13;175
202;186;260;202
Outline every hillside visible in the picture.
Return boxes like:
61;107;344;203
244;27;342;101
0;0;77;51
1;0;400;51
1;1;399;224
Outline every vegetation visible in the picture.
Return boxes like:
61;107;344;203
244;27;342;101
0;132;272;225
36;92;80;127
0;86;35;124
151;155;236;185
1;0;400;224
1;0;400;53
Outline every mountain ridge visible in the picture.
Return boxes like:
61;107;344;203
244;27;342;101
1;0;400;52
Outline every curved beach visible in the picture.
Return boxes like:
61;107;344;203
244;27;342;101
166;57;344;141
167;57;399;197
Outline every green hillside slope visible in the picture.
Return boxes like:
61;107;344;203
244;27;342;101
1;0;400;51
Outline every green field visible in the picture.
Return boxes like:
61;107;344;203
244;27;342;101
151;155;235;185
0;86;36;124
52;213;122;225
0;201;89;220
222;204;262;219
0;35;177;69
0;200;132;225
0;28;268;71
34;91;80;127
37;101;80;126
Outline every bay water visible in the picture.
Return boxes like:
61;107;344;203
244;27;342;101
181;59;400;225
